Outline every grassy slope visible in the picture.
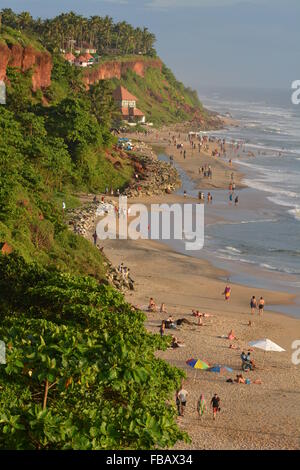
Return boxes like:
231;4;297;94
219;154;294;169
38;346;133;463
0;25;46;51
110;63;210;126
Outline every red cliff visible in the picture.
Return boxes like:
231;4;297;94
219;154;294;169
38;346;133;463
83;58;162;86
0;43;52;91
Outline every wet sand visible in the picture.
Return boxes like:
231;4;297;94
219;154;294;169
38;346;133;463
90;129;300;449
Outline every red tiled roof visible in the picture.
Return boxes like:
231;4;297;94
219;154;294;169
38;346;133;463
64;52;75;61
83;52;93;60
76;55;87;62
121;107;130;116
132;108;145;116
121;107;145;117
113;86;138;102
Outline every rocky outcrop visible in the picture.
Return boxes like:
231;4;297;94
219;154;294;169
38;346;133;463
66;201;135;292
124;154;181;198
83;58;162;86
0;42;52;90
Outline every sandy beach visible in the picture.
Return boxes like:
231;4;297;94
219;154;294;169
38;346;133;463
89;129;300;450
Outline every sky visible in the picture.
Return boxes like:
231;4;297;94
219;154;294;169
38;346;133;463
1;0;299;92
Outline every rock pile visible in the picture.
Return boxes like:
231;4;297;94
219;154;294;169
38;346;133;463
124;155;181;198
66;201;134;292
67;202;99;237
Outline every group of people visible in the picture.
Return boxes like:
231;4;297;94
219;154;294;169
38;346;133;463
176;386;221;420
250;295;265;315
117;262;132;281
199;164;213;179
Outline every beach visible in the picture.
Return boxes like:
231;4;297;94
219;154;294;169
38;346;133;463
88;128;300;450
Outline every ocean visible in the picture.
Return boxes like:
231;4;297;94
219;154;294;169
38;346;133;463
159;86;300;316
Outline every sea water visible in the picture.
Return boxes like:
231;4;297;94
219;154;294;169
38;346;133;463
159;86;300;316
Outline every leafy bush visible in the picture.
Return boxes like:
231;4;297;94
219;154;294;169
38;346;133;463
0;254;187;449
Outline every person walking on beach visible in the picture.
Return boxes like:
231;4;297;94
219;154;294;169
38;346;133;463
258;297;265;316
235;195;239;206
160;320;165;337
210;394;221;420
92;230;97;246
223;285;231;301
250;296;257;315
177;386;188;417
197;394;207;418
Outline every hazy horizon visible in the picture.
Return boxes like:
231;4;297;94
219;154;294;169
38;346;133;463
1;0;299;93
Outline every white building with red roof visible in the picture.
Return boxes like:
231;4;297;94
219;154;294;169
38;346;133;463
113;85;146;124
64;52;76;64
74;55;88;67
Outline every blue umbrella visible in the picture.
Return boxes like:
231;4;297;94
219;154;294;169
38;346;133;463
208;365;233;373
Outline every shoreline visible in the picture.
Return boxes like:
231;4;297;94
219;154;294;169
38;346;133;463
78;126;300;449
94;198;300;449
137;127;300;317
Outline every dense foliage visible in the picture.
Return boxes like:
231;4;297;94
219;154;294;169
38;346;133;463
112;66;207;125
0;254;187;449
0;15;202;450
0;9;156;56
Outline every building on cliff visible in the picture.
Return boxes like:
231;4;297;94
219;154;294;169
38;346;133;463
113;85;146;125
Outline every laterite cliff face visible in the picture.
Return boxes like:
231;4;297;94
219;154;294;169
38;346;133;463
0;43;52;90
83;58;162;86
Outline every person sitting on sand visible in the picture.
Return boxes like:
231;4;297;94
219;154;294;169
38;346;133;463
148;298;157;312
165;316;177;329
160;303;167;314
171;335;185;348
235;374;246;384
176;318;193;326
228;329;237;340
229;343;239;350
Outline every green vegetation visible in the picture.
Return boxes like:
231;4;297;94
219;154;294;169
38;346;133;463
0;9;156;56
0;254;187;449
0;63;133;272
112;66;208;125
0;16;192;450
0;25;45;51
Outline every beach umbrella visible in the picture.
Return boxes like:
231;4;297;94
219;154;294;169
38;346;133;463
186;358;210;370
248;338;285;368
186;358;210;382
208;365;233;373
248;338;285;352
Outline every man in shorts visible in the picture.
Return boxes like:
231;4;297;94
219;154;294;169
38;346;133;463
210;393;221;420
258;297;265;315
177;386;188;416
